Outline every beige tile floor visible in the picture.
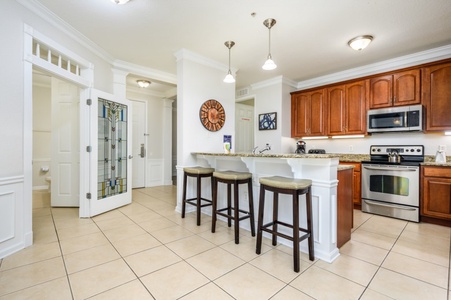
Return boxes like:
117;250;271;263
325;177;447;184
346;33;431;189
0;187;450;299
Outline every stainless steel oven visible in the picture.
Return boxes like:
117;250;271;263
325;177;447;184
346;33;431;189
361;145;424;222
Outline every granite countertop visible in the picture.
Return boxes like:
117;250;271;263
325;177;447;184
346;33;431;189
422;155;451;167
193;152;341;159
337;165;355;171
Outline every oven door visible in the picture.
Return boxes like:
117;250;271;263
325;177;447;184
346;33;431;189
361;164;419;206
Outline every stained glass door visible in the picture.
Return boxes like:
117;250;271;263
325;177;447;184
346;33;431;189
80;89;132;217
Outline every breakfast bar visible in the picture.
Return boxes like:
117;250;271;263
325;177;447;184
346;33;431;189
177;152;343;263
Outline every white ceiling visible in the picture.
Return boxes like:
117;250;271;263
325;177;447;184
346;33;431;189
33;0;451;92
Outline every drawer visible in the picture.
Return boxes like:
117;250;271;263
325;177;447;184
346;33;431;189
422;166;451;178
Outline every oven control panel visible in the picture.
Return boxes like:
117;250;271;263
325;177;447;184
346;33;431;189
370;145;424;156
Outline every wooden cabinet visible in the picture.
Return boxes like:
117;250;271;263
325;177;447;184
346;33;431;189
337;167;353;248
422;62;451;131
369;69;421;109
327;80;368;136
421;166;451;221
340;162;361;208
291;89;326;137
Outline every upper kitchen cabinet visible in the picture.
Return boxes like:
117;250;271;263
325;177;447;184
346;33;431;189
327;80;368;136
369;69;421;109
422;62;451;131
291;89;327;137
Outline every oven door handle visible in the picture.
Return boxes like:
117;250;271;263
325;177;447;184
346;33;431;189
363;200;417;211
363;166;417;172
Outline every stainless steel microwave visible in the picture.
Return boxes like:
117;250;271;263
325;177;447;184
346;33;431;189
367;104;423;133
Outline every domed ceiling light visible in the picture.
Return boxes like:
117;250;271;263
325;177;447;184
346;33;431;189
137;80;151;88
111;0;130;4
223;41;236;83
348;35;373;51
262;18;277;70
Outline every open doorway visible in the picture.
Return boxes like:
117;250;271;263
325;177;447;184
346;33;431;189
32;70;80;209
235;98;255;153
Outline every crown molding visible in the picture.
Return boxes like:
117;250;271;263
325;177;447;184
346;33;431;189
297;44;451;90
113;60;177;85
250;75;297;90
174;48;238;75
16;0;115;63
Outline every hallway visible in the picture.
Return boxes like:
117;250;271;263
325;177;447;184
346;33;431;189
0;187;450;299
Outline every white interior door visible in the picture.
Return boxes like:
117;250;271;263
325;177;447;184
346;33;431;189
235;103;254;152
80;89;132;217
131;100;146;188
51;78;80;207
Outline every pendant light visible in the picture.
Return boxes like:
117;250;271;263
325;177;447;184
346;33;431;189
223;41;236;83
262;18;277;70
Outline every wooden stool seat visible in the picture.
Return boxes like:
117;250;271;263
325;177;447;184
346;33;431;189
256;176;314;272
181;166;214;226
212;170;255;244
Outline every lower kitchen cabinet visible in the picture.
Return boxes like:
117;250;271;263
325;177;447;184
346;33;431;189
421;166;451;226
337;167;353;248
339;162;361;209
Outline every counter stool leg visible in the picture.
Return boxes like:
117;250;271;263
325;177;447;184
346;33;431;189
293;190;300;272
182;172;188;219
306;187;315;261
256;184;265;254
272;192;279;246
233;181;240;244
227;183;232;227
248;179;255;236
196;174;201;226
211;177;218;233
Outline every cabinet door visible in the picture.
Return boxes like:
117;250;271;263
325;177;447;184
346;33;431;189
291;93;310;137
369;75;392;109
422;176;451;220
327;85;346;135
309;90;326;136
422;62;451;131
340;162;361;207
393;69;421;106
345;80;367;134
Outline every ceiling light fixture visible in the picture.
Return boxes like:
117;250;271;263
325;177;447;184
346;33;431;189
111;0;130;4
348;35;373;51
137;80;151;88
262;18;277;70
223;41;236;83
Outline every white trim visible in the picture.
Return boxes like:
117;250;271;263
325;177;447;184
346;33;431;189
0;176;25;186
114;60;177;85
251;75;297;90
297;44;451;90
174;48;237;75
17;0;114;63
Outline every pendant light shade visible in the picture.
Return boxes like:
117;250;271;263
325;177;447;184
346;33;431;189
223;41;235;83
262;18;277;70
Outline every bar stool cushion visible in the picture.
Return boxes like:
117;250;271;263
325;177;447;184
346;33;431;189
259;176;312;190
213;171;252;181
183;166;215;175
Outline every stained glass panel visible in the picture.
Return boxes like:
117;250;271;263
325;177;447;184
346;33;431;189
97;98;128;199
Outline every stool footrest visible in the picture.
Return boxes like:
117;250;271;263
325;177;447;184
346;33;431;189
261;221;311;242
185;198;213;208
216;208;252;221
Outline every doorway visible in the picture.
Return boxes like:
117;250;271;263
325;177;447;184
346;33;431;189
235;99;255;153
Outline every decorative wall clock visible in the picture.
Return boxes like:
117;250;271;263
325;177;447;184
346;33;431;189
199;99;226;132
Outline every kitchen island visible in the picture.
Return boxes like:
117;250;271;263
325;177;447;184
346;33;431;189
177;152;343;263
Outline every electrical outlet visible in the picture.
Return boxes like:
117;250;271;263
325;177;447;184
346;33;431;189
349;145;353;152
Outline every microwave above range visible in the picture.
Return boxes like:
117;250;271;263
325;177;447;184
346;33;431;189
367;104;423;133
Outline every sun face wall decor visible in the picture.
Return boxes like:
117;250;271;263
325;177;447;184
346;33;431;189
199;99;226;132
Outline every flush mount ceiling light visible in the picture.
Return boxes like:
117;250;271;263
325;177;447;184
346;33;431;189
348;35;373;51
110;0;130;4
137;80;151;88
223;41;236;83
262;18;277;70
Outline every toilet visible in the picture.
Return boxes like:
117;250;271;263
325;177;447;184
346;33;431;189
45;177;51;192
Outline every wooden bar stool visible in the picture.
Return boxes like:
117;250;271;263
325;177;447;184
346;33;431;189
256;176;314;272
181;166;215;226
211;170;255;244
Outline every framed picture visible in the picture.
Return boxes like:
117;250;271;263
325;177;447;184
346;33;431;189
258;112;277;130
